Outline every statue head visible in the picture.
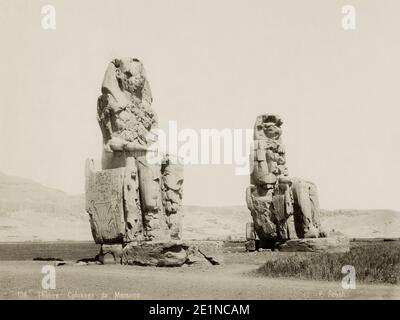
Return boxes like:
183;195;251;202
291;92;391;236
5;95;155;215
114;58;146;95
254;114;283;140
101;57;153;106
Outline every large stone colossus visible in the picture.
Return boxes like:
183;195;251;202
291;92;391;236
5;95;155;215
85;58;186;266
245;114;343;251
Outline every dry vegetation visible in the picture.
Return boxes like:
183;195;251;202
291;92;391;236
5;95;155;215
257;241;400;284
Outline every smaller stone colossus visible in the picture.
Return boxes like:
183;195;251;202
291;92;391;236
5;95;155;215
246;114;327;246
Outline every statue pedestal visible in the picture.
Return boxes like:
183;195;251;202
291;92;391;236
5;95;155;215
99;244;123;264
85;161;127;244
85;156;190;266
122;240;188;267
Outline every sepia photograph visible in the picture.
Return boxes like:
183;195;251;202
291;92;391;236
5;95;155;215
0;0;399;312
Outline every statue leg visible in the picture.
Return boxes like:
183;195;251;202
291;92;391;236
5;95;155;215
161;159;184;240
272;182;298;240
292;179;325;238
123;156;144;242
136;155;170;241
246;186;277;240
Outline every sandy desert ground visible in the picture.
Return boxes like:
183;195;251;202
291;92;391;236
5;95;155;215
1;259;398;300
0;242;399;300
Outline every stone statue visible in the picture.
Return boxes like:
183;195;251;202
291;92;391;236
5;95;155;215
97;58;155;170
85;58;185;266
246;114;327;246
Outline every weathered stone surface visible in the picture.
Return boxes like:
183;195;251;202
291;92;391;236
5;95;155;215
96;58;172;242
246;114;326;243
123;157;143;242
136;154;171;241
246;185;277;239
292;179;326;238
279;237;350;253
122;241;188;267
186;241;224;265
97;58;156;171
85;160;125;244
186;246;213;266
99;244;123;264
85;58;184;250
162;156;184;240
197;250;224;265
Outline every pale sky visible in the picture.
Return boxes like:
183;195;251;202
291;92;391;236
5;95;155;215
1;0;400;210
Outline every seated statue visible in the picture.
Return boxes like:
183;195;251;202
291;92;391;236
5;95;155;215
86;58;183;245
246;114;326;243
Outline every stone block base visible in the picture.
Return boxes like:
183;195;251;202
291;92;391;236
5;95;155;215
122;241;188;267
99;244;123;264
185;240;224;265
94;241;223;267
245;240;256;252
279;237;350;253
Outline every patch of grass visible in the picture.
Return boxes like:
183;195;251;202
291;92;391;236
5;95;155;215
257;241;400;284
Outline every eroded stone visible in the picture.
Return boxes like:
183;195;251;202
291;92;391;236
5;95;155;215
85;58;184;251
99;244;123;264
122;241;188;267
246;114;326;243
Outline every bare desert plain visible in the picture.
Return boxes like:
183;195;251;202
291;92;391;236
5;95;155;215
1;256;399;300
0;240;399;300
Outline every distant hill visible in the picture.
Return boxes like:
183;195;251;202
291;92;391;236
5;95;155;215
0;172;399;241
0;172;84;219
181;206;400;240
182;205;249;240
0;172;88;241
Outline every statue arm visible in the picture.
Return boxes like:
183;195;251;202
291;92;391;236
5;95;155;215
107;138;154;153
98;94;141;153
97;96;113;145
